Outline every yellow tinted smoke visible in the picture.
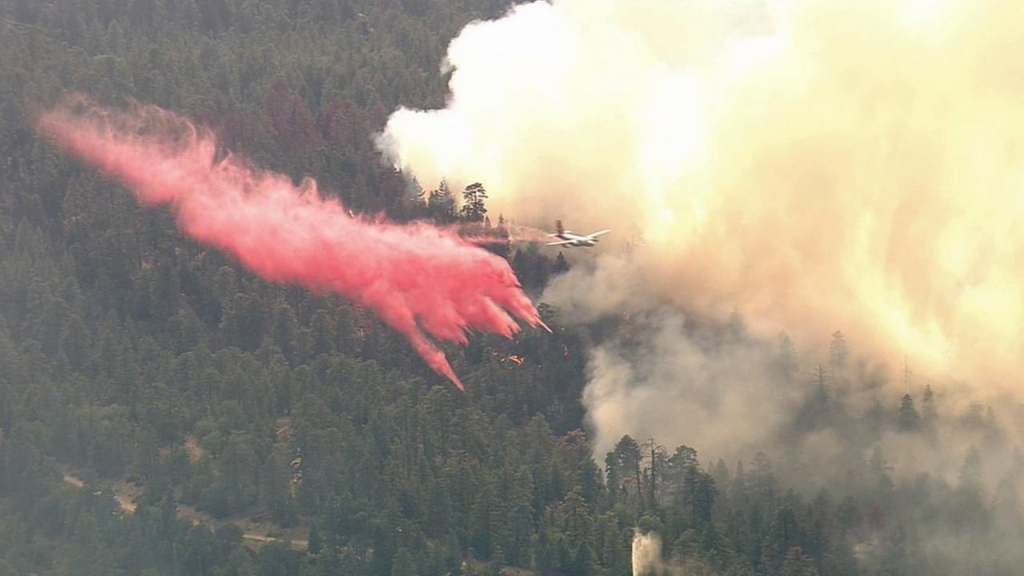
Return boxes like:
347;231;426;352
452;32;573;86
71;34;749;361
380;0;1024;395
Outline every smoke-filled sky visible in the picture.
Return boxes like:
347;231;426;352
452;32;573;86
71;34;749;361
379;0;1024;404
37;99;546;390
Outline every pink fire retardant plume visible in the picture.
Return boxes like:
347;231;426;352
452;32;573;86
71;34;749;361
36;98;548;390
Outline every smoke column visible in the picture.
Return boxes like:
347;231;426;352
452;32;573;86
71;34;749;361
37;98;547;390
378;0;1024;402
633;531;698;576
631;532;664;576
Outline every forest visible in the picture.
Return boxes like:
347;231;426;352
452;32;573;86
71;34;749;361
1;1;1023;575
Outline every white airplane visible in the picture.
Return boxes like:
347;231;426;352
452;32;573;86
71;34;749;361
546;220;611;248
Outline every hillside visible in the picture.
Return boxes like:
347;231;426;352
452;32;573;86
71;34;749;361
1;1;1023;576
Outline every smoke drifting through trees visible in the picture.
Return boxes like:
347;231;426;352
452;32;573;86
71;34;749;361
380;3;1024;558
546;253;1024;485
36;98;547;390
631;532;666;576
540;243;1024;575
378;0;1024;406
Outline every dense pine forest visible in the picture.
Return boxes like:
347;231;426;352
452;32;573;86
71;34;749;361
1;1;1023;575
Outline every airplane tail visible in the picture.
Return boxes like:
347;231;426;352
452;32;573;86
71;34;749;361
555;219;564;235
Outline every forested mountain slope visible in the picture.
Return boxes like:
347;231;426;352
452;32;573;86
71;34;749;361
1;1;1022;575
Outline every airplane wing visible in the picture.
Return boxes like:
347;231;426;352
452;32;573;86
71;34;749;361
546;240;576;246
587;230;611;238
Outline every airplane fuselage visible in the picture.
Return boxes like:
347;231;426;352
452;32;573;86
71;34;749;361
546;221;610;247
553;232;598;247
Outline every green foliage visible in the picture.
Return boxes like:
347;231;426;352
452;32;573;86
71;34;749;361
1;1;1022;575
460;182;488;222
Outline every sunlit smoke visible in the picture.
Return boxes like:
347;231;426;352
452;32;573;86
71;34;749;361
378;0;1024;402
633;532;683;576
37;97;548;390
632;532;661;576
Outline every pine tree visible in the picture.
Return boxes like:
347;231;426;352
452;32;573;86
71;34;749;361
427;180;457;223
922;384;937;423
606;435;643;506
897;394;920;431
828;330;848;373
775;332;799;381
460;182;488;222
780;546;819;576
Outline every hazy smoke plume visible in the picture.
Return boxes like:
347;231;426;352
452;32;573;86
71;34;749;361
37;98;547;390
633;532;714;576
379;0;1024;403
540;254;794;457
583;305;792;461
632;532;666;576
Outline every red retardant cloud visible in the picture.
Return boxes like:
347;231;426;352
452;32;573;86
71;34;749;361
36;99;547;390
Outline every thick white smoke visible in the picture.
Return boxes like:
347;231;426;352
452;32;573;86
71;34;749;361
632;531;665;576
379;0;1024;452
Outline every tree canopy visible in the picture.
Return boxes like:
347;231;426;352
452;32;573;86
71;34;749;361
0;1;1021;575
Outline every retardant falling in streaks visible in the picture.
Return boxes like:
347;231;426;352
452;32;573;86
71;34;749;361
37;97;548;390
